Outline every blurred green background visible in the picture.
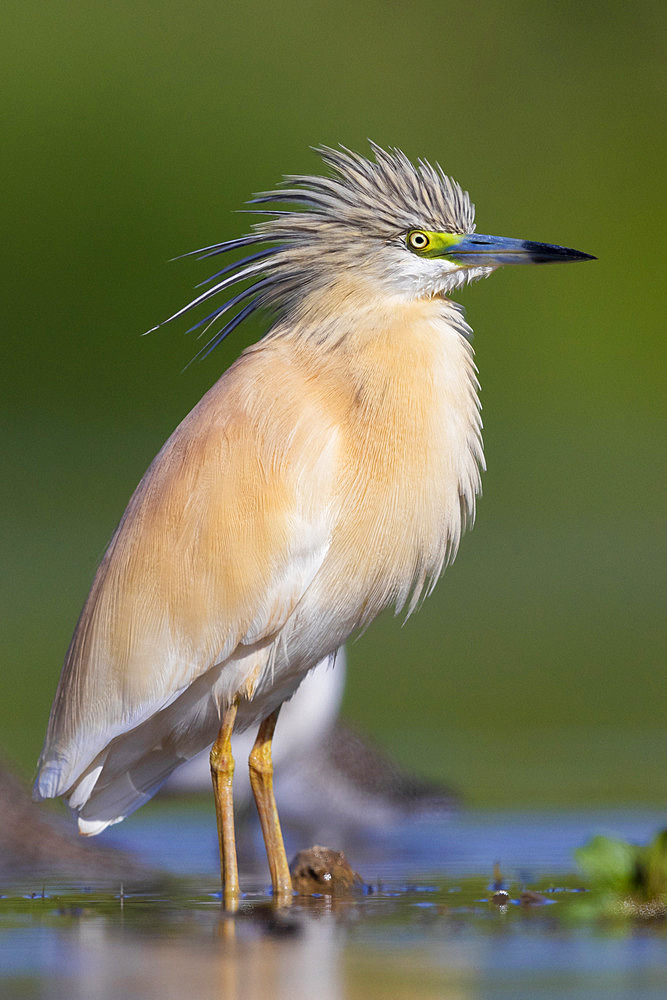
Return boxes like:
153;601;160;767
2;1;664;807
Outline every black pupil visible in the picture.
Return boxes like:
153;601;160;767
413;233;426;247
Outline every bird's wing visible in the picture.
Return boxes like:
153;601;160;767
35;346;340;798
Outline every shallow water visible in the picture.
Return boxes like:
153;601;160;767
2;806;665;1000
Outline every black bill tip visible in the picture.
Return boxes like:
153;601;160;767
520;240;597;264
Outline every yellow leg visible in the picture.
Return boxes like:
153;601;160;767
248;707;293;902
210;699;239;907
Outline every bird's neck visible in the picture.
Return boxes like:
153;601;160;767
276;285;485;618
280;282;482;447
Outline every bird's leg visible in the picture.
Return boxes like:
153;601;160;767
210;698;239;907
248;706;293;901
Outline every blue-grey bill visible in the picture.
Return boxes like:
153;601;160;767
450;233;596;266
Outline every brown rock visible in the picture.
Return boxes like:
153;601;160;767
289;845;366;895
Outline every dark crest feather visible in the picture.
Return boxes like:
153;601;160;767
146;144;475;359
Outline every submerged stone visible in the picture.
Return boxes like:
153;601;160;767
289;845;366;895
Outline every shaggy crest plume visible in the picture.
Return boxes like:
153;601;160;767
147;142;476;361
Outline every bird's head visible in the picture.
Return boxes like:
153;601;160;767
150;143;594;360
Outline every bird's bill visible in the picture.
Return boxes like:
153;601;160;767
442;233;596;267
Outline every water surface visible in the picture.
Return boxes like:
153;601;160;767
2;806;665;999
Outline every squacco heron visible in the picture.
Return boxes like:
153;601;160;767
34;144;594;902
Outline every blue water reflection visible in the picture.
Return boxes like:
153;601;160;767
109;801;665;882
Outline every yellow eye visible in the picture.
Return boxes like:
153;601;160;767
407;230;430;251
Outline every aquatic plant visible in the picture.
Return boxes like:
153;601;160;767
575;829;667;919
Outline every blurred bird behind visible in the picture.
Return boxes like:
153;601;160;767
162;650;458;846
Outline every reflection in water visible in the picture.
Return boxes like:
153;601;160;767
3;879;666;1000
65;902;346;1000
